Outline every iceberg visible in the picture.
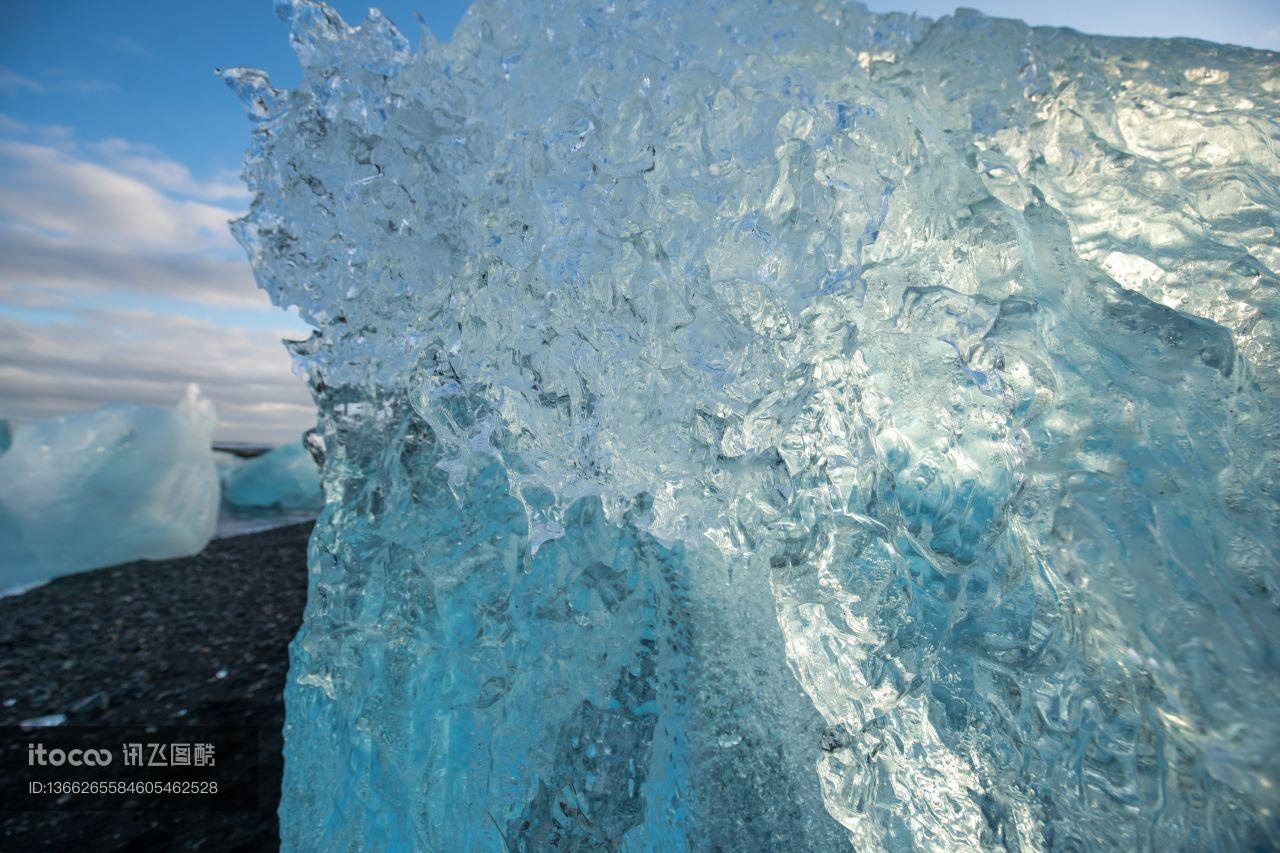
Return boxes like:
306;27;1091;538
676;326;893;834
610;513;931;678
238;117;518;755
214;448;246;488
230;0;1280;848
0;386;219;588
221;441;323;511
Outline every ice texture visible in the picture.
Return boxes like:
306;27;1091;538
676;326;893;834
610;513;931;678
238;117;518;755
221;441;323;511
229;1;1280;848
214;449;244;487
0;386;219;588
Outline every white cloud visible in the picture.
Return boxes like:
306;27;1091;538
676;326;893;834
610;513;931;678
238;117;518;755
0;308;315;443
85;138;247;202
0;115;74;145
0;230;265;307
0;66;115;95
0;119;315;441
100;35;154;60
0;126;262;307
0;67;44;94
0;139;239;252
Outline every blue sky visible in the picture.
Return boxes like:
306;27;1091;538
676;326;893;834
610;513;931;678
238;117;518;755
1;0;1277;441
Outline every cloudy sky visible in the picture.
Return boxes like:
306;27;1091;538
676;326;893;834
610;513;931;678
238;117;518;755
0;0;1276;443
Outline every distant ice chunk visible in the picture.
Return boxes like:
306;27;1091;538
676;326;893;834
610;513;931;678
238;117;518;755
213;449;246;486
0;386;219;588
20;714;67;730
221;441;322;511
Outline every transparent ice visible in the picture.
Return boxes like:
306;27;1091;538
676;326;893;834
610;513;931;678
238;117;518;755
0;386;219;588
220;441;323;511
229;1;1280;848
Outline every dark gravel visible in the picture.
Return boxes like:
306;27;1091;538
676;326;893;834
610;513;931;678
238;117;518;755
0;522;312;852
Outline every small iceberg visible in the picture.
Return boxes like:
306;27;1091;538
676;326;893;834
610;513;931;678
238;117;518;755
0;386;220;588
220;441;322;512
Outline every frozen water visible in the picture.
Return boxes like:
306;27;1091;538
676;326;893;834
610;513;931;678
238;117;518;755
230;0;1280;848
0;386;219;588
213;448;246;486
214;443;321;538
221;441;322;511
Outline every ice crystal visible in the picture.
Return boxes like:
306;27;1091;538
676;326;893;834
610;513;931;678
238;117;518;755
229;1;1280;847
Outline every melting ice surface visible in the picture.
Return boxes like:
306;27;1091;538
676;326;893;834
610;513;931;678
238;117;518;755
214;441;323;538
229;1;1280;848
0;386;219;588
220;441;323;512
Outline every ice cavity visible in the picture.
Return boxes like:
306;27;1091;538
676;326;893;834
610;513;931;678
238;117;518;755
0;386;219;588
231;0;1280;848
221;441;322;511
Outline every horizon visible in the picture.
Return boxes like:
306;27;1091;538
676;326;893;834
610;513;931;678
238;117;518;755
1;0;1277;443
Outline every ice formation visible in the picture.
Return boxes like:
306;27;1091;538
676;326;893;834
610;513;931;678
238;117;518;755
229;0;1280;848
214;449;245;488
0;386;219;588
220;441;323;511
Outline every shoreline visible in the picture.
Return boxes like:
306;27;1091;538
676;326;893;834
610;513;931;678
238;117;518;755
0;522;312;850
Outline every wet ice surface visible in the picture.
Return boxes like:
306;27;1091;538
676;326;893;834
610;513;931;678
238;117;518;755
214;508;319;540
0;387;219;589
219;442;323;513
0;580;50;601
214;442;321;539
229;1;1280;848
18;714;67;730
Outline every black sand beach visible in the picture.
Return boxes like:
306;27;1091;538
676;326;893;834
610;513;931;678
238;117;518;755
0;522;312;851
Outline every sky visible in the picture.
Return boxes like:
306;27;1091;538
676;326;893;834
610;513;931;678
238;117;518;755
0;1;1276;443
